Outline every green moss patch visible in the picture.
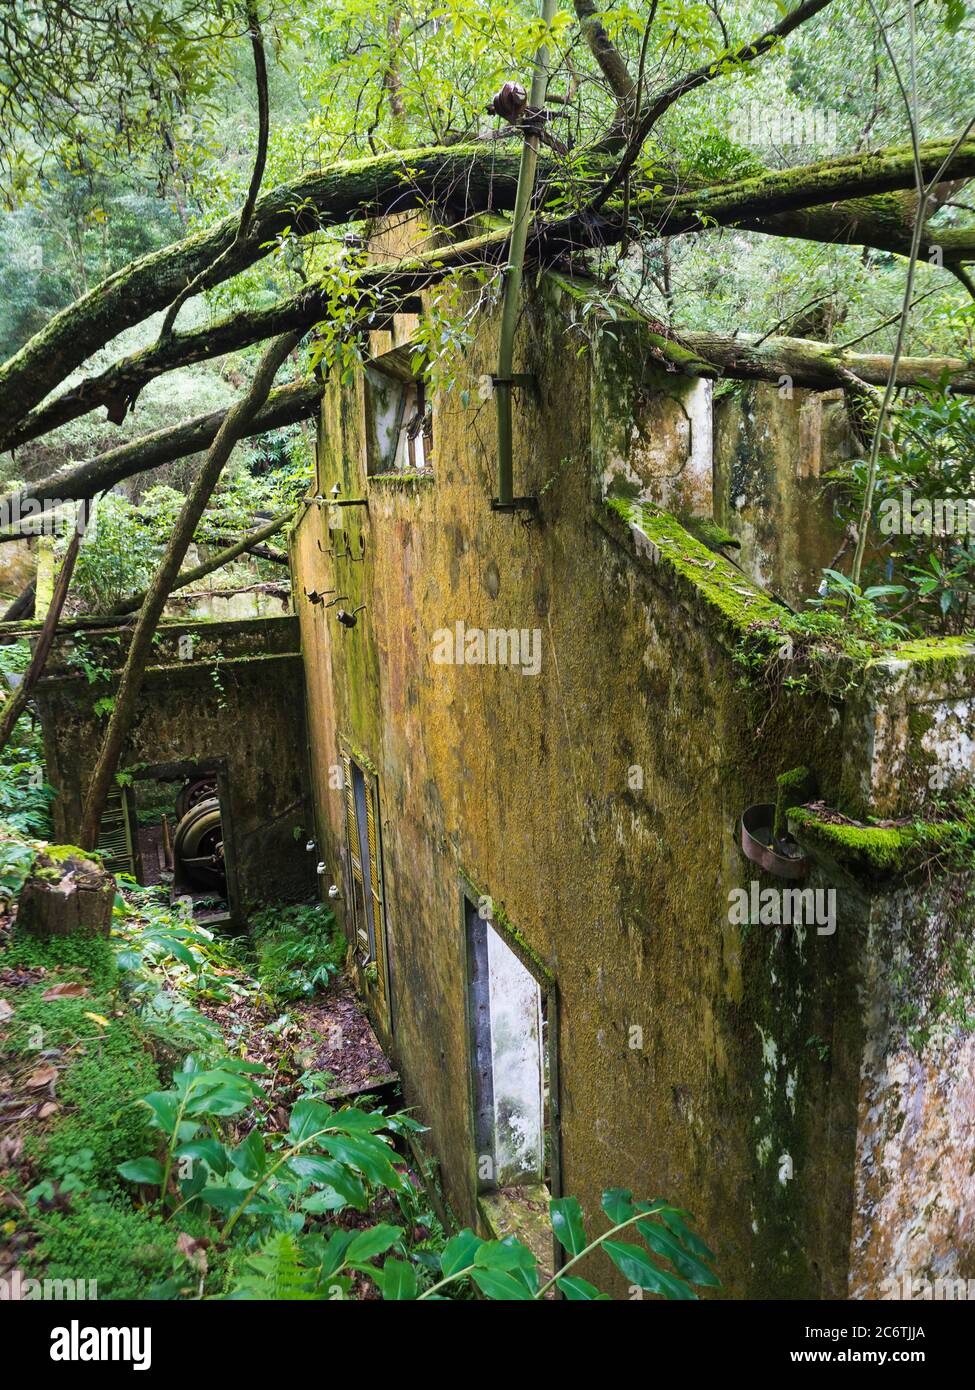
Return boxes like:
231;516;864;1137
789;806;971;880
774;767;819;841
606;500;784;636
2;928;159;1185
29;1201;187;1301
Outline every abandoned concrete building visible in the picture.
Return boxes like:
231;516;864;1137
24;231;975;1300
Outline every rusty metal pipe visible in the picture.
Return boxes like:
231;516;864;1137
495;0;557;509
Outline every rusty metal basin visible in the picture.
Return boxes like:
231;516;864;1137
740;803;810;880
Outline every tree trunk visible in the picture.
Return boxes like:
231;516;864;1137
6;229;494;449
676;331;975;393
2;137;971;450
0;145;523;445
0;379;321;520
110;509;295;614
15;850;115;940
77;331;299;850
0;511;87;756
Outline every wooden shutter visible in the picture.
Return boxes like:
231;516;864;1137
341;751;369;958
98;783;137;878
364;781;387;1010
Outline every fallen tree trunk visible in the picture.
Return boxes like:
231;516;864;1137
677;331;975;393
77;331;300;850
110;510;294;615
2;325;972;551
0;378;321;520
736;193;975;270
2;138;972;449
0;145;522;444
4;232;491;449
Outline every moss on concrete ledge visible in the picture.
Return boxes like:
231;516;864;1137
604;499;784;637
683;517;742;552
892;636;975;663
789;806;970;880
774;767;818;840
368;471;435;488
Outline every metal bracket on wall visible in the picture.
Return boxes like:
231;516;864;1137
319;534;366;561
478;372;537;400
490;496;539;515
334;534;366;562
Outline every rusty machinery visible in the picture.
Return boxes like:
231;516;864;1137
172;776;226;892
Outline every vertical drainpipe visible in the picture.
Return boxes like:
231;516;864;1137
495;0;558;510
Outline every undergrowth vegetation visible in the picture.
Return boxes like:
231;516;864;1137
246;902;346;1003
0;641;55;839
0;826;716;1301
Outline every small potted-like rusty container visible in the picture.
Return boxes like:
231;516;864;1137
740;803;810;880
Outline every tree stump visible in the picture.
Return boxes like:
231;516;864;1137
15;850;115;940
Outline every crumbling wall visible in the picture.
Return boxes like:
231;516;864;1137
850;881;975;1299
293;267;975;1299
31;615;314;910
713;381;853;607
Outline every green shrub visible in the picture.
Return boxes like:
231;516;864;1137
31;1201;188;1300
249;901;345;1002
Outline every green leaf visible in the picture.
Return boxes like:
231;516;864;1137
140;1090;179;1135
230;1129;267;1180
346;1223;403;1265
330;1107;390;1133
321;1134;401;1190
375;1257;417;1300
470;1266;535;1300
440;1228;484;1277
117;1157;164;1185
166;940;198;967
556;1275;609;1300
637;1219;720;1286
289;1098;334;1142
179;1164;207;1199
601;1187;635;1224
604;1240;697;1299
200;1186;250;1213
656;1206;717;1262
174;1139;230;1176
295;1229;351;1278
550;1196;586;1255
290;1157;367;1210
183;1071;257;1117
474;1238;537;1274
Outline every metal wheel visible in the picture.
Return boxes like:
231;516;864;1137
172;795;225;890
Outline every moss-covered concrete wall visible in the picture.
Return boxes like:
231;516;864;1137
30;615;315;909
293;268;975;1299
714;382;852;607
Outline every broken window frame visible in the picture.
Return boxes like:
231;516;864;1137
460;880;562;1206
364;343;434;477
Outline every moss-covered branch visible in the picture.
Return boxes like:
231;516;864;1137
0;145;523;447
678;330;975;393
2;138;972;453
5;229;508;450
0;379;321;522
